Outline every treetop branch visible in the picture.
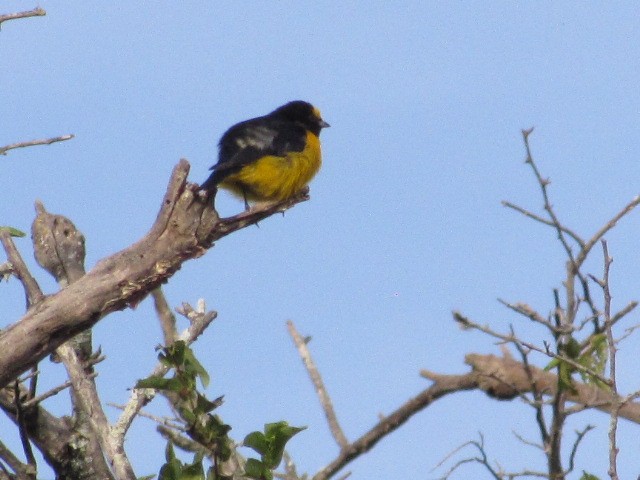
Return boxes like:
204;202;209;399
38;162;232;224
0;159;307;389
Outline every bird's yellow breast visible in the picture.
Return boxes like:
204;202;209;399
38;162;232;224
220;131;322;202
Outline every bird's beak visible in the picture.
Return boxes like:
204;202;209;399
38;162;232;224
319;120;330;129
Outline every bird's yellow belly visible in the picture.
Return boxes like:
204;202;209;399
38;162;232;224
220;132;322;202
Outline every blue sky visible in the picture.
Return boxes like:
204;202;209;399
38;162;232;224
2;2;640;478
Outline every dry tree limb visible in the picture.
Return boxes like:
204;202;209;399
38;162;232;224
0;159;306;389
0;7;46;29
31;203;116;479
287;320;349;450
462;353;640;423
312;370;478;480
152;287;178;345
0;135;74;155
0;229;43;307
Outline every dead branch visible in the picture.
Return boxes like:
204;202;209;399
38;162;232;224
0;7;46;29
462;353;640;423
0;159;307;389
0;134;73;155
312;370;478;480
287;320;349;450
0;230;43;307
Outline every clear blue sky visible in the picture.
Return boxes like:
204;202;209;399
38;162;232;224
2;2;640;478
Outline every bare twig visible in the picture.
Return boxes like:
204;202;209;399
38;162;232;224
567;425;595;474
287;320;349;450
108;402;185;431
312;371;478;480
521;128;577;267
502;200;585;247
435;433;502;480
21;372;97;409
454;312;610;387
0;134;73;155
13;381;36;476
498;299;557;331
576;197;640;270
152;287;177;345
0;7;45;28
599;241;619;480
0;229;43;307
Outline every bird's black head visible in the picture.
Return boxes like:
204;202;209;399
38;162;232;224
271;100;330;136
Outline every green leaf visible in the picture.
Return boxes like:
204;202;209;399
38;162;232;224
244;431;268;456
137;475;156;480
0;226;26;237
195;394;224;415
160;341;187;367
564;336;581;358
181;456;205;480
183;347;210;388
262;422;306;468
244;458;269;480
136;376;173;390
245;422;306;469
165;442;177;463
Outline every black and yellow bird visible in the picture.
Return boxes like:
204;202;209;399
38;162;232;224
200;101;329;209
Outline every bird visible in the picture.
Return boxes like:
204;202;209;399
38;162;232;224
200;100;329;210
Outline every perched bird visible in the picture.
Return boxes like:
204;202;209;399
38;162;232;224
200;100;329;209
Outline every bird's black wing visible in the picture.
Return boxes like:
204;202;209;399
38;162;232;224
208;117;307;185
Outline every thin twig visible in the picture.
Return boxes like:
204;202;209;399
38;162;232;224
108;402;186;432
567;425;595;473
435;433;502;480
287;320;349;450
0;229;43;307
600;240;619;480
0;7;45;28
501;200;585;247
521;128;577;266
13;381;36;474
498;299;557;331
152;287;177;345
513;342;549;443
576;197;640;270
454;312;610;387
0;134;73;155
313;372;478;480
21;372;97;409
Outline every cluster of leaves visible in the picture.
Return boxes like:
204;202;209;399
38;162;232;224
544;333;609;393
137;342;304;480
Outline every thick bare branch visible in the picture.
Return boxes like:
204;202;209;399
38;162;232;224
463;353;640;423
0;159;307;389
